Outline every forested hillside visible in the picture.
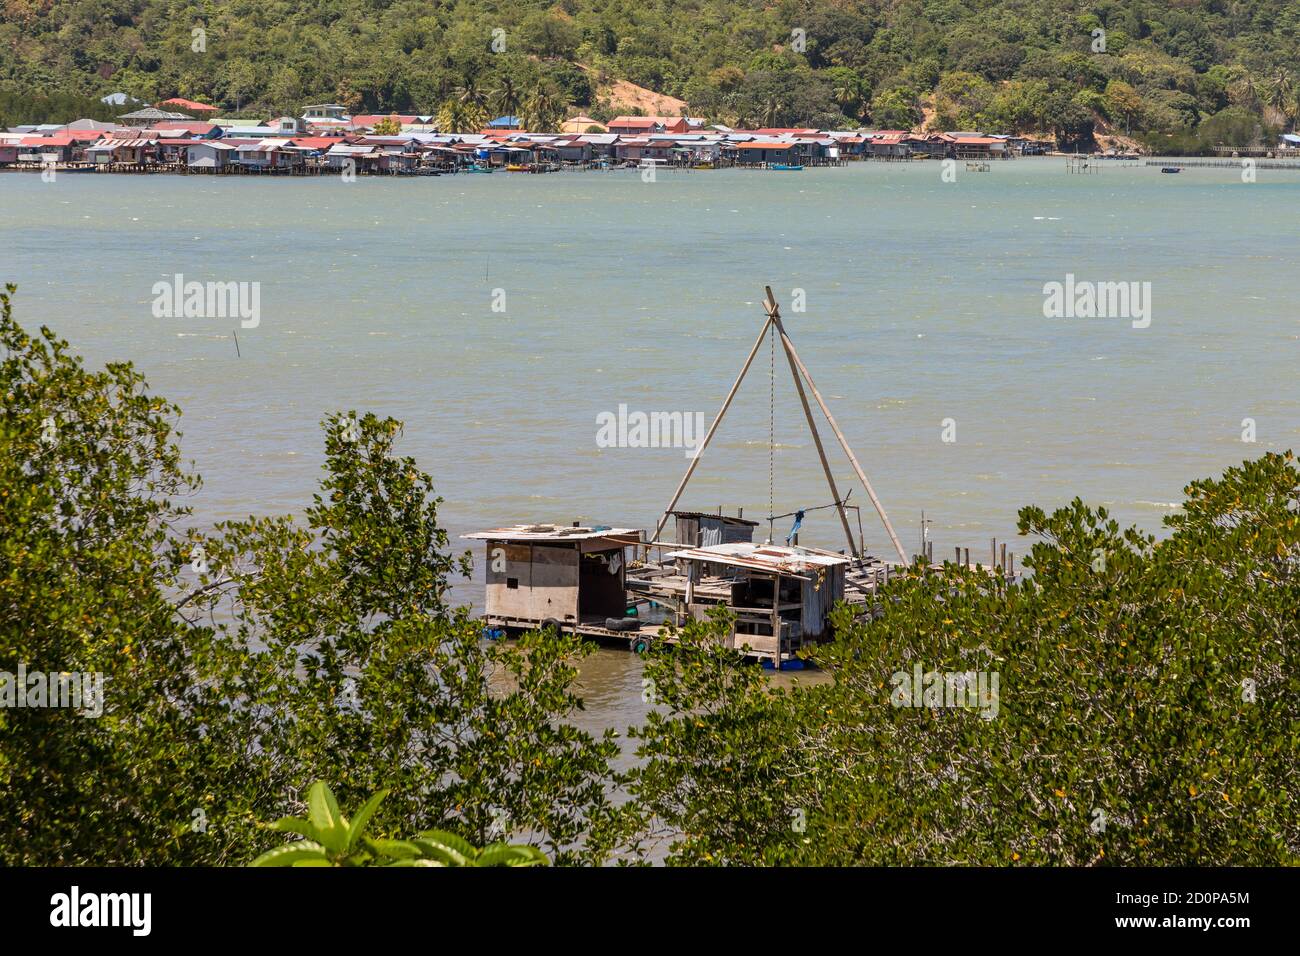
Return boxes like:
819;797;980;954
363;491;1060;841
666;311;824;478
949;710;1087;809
2;1;1299;146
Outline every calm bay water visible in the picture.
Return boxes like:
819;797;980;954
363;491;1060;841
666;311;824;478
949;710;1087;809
4;158;1298;733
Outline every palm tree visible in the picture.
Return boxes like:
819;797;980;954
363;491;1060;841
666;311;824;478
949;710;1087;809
722;93;751;129
832;75;869;122
1265;70;1295;128
455;77;486;110
490;76;522;123
523;85;565;132
436;99;469;133
762;94;789;128
1227;69;1260;111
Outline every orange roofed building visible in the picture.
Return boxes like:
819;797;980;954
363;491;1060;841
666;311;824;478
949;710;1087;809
606;115;688;135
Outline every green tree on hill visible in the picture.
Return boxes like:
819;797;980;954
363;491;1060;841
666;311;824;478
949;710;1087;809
0;0;1295;148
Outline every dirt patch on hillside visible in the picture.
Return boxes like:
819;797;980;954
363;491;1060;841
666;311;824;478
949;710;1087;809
576;63;688;116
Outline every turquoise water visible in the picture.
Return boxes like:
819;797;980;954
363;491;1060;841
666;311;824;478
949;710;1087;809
3;158;1297;592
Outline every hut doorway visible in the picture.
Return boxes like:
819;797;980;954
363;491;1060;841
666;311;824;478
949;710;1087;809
578;548;627;624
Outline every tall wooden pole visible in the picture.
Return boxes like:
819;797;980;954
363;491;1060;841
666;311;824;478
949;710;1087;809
765;288;858;559
774;309;909;564
652;312;775;547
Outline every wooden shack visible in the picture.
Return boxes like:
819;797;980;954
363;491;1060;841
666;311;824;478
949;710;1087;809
649;542;850;665
669;510;758;547
462;524;641;631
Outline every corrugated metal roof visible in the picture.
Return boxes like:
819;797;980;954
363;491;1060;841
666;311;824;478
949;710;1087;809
87;138;157;149
670;510;758;526
463;524;642;542
666;542;850;574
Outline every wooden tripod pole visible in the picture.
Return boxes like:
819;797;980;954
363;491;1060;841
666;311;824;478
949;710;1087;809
774;318;909;564
652;311;775;547
765;288;859;559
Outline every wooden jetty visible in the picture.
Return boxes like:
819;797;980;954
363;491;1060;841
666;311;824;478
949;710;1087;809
464;286;1015;668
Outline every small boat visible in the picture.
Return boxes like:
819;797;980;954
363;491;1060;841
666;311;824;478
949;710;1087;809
771;163;803;171
1160;166;1182;174
463;164;493;173
506;164;530;172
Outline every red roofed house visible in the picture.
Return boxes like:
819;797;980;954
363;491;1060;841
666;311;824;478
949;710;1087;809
153;120;222;138
607;115;689;135
865;131;911;159
288;136;346;153
158;98;219;113
949;135;1007;158
17;133;87;163
612;137;688;164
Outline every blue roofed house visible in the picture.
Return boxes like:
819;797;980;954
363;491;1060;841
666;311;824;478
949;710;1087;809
488;115;522;130
1280;133;1300;150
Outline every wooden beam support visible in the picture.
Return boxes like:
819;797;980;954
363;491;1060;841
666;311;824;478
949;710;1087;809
652;311;775;547
764;287;858;559
771;313;909;564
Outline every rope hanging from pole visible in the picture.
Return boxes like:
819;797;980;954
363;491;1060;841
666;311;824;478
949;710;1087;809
768;318;775;545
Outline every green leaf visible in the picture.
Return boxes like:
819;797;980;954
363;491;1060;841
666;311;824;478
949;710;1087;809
270;817;315;838
476;844;549;867
346;789;390;851
249;841;330;867
384;858;446;867
412;831;477;866
307;781;348;854
366;838;422;859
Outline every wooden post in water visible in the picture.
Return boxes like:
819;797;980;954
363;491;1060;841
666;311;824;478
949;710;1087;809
771;573;782;671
